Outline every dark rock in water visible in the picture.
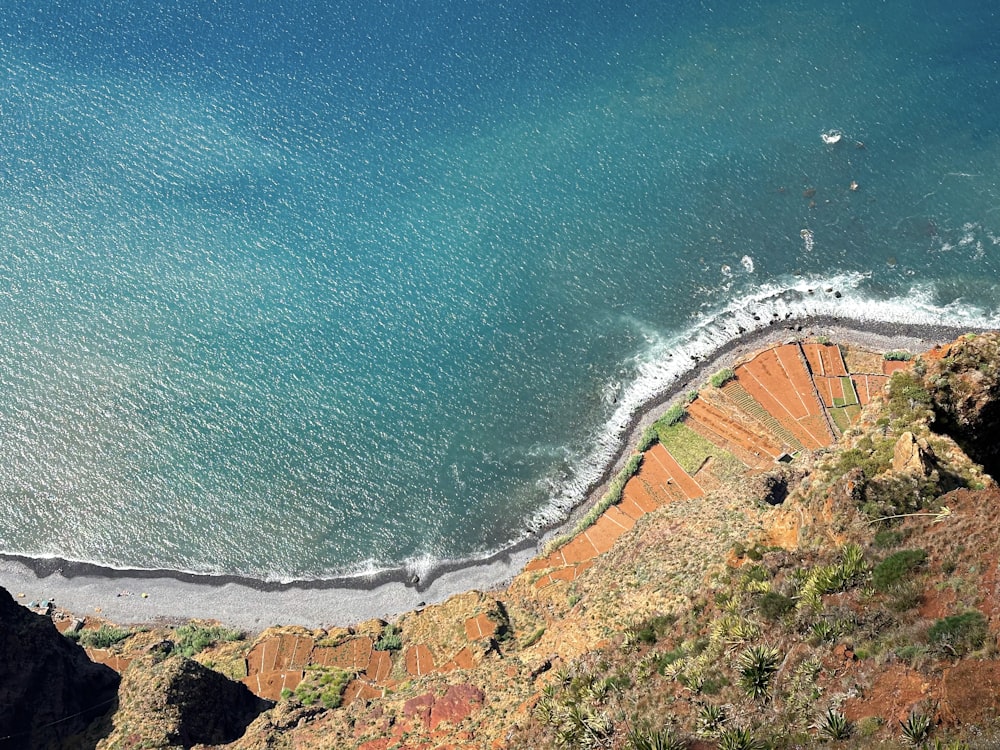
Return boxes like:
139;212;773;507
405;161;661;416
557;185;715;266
833;291;842;298
0;586;119;748
111;653;273;748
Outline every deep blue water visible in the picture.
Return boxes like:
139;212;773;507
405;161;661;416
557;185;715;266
0;0;998;579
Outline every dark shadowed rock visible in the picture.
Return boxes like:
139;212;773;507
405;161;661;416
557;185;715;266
108;652;273;748
927;333;1000;479
0;585;119;748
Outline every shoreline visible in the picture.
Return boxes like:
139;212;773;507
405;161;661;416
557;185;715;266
0;316;985;632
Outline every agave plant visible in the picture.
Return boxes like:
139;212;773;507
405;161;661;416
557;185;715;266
696;703;727;737
840;542;867;580
810;620;836;643
818;708;851;740
737;645;780;703
718;727;765;750
627;724;687;750
899;711;932;746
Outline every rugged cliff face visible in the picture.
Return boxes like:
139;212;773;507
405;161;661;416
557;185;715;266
0;586;119;748
103;651;273;749
927;334;1000;478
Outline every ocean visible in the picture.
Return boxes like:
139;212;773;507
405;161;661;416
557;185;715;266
0;0;998;581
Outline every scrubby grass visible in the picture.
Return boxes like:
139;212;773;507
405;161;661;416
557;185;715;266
872;549;927;592
71;625;132;649
884;351;913;361
294;666;352;709
710;368;736;388
578;453;643;529
655;422;734;475
174;623;244;657
929;611;988;656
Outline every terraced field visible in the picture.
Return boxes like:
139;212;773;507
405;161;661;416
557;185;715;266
519;341;906;600
82;340;910;710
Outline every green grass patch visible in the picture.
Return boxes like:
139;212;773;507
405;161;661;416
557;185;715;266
174;624;244;658
71;625;132;649
520;627;545;649
872;549;927;592
655;422;711;474
929;611;988;656
709;368;736;388
840;376;859;406
829;407;852;432
295;666;352;709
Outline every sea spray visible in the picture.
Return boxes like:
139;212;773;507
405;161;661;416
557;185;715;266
528;273;1000;536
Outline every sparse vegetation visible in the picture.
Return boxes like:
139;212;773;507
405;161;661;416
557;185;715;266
872;549;927;592
173;623;244;657
374;623;402;652
709;368;736;388
73;625;132;649
294;666;351;709
928;611;988;656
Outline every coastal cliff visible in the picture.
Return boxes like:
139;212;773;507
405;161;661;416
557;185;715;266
8;332;1000;749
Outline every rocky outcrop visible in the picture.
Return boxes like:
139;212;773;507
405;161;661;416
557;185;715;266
107;653;272;749
927;333;1000;478
892;431;934;476
0;586;119;748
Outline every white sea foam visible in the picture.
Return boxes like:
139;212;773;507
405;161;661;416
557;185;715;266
528;272;1000;534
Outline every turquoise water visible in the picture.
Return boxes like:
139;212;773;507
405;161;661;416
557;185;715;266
0;0;998;579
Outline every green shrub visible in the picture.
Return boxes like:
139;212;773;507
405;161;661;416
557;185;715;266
928;611;988;656
709;368;736;388
756;591;794;621
657;404;686;428
521;627;545;648
374;624;402;652
77;625;132;649
295;667;351;709
632;614;677;645
884;351;913;361
174;624;244;657
873;528;906;549
637;425;659;451
872;549;927;592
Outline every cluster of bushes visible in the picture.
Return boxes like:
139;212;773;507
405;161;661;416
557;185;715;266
66;624;132;649
173;623;244;657
287;666;351;708
374;623;402;652
871;549;927;592
709;368;736;388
